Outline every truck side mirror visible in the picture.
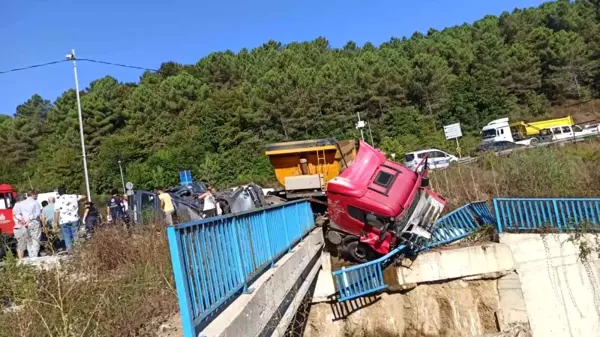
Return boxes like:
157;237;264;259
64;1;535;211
421;177;430;188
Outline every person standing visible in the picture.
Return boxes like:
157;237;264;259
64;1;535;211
12;190;42;259
83;202;99;239
156;187;174;226
40;197;56;230
198;184;217;218
40;196;62;248
54;187;86;254
106;188;125;224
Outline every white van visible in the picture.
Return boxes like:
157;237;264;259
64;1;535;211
404;149;458;171
532;124;593;144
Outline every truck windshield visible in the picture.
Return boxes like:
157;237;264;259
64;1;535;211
482;129;496;139
404;154;415;162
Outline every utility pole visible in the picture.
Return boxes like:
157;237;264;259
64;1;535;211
66;49;92;201
356;112;365;142
118;160;126;193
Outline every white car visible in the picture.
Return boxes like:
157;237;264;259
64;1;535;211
404;149;458;171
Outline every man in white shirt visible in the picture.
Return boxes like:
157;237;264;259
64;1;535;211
53;187;86;254
198;184;217;218
12;190;42;259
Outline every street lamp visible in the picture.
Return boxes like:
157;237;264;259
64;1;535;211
66;49;92;201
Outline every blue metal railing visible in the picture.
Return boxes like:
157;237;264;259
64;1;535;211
332;245;407;302
494;198;600;233
427;201;495;248
333;201;494;301
167;200;315;337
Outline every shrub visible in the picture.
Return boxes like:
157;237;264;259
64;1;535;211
0;223;177;337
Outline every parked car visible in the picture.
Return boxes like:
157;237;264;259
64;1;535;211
475;141;526;154
404;149;458;171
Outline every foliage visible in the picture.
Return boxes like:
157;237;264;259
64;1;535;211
0;223;176;337
430;140;600;210
2;1;600;192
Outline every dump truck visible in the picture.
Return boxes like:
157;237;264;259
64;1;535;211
264;138;356;199
325;140;445;262
265;138;446;262
481;116;575;145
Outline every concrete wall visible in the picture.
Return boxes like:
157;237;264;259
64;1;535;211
310;243;530;337
313;244;515;301
387;243;515;290
198;228;324;337
499;233;600;337
306;279;503;337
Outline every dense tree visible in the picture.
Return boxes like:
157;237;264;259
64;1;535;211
1;0;600;193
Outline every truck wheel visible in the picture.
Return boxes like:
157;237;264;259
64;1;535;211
345;240;372;264
530;138;539;145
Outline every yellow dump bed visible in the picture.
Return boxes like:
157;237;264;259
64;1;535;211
265;138;356;191
510;116;574;137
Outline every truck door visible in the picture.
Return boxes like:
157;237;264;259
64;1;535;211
133;191;160;225
0;192;16;235
561;126;574;139
551;127;563;141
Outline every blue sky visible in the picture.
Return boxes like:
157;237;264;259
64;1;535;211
0;0;548;115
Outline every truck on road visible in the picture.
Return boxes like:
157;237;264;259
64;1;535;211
481;116;575;145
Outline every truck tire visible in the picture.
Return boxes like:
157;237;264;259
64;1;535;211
344;240;375;264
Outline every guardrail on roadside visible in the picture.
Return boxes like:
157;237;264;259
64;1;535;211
167;200;315;337
333;201;495;301
494;198;600;232
426;201;495;249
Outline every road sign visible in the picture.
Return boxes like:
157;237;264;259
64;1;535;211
443;123;462;140
126;182;134;190
126;189;134;196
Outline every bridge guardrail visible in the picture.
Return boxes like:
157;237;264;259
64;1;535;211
494;198;600;232
167;199;315;337
333;201;494;301
426;201;494;249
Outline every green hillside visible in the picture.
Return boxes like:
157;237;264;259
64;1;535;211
1;0;599;192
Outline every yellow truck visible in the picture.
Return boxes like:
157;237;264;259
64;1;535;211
265;138;356;199
510;116;575;138
481;116;575;145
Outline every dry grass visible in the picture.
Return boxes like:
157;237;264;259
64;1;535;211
0;223;177;337
430;140;600;210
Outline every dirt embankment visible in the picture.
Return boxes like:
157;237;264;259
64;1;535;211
304;279;500;337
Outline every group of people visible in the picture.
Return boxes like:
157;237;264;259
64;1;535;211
11;187;129;259
11;183;217;258
156;183;218;226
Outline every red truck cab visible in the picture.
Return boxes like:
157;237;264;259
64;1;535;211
326;141;445;262
0;184;17;236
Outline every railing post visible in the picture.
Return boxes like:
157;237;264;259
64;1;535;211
553;199;562;232
493;199;503;233
167;227;196;337
280;205;292;253
261;210;276;268
230;218;253;294
295;202;306;236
